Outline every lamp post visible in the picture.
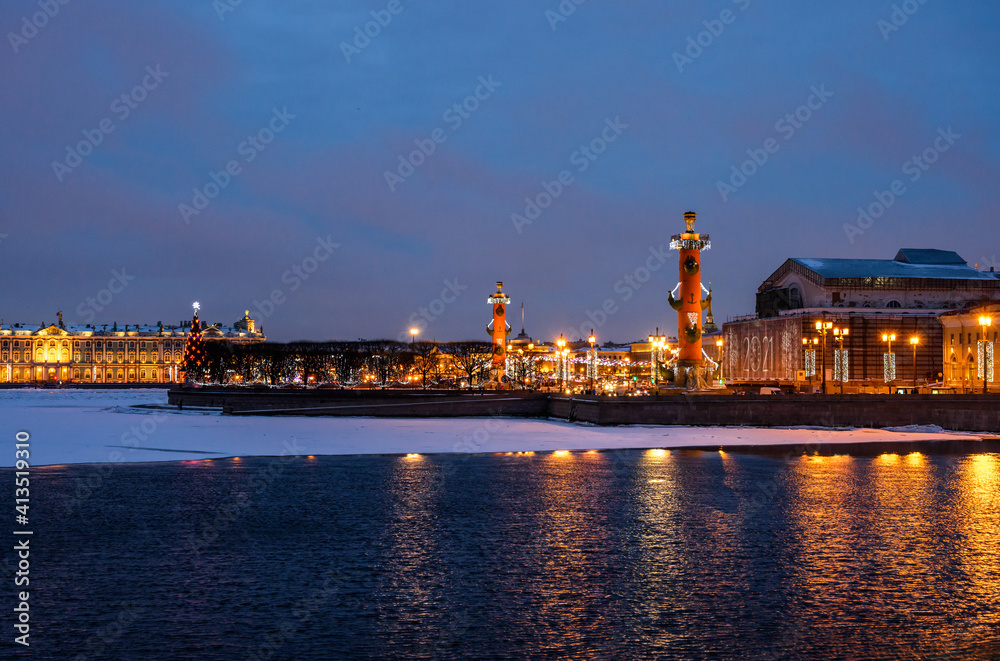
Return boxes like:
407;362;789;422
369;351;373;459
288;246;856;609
715;338;724;383
815;321;832;394
882;332;896;389
833;327;848;394
562;348;570;392
979;315;992;394
556;334;566;391
409;327;418;345
588;329;596;393
802;337;819;389
909;336;920;389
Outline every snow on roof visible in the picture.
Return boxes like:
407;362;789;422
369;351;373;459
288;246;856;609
791;257;997;281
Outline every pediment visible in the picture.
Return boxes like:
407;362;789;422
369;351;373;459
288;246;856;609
37;325;69;336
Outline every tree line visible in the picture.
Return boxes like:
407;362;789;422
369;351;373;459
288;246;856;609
186;340;543;389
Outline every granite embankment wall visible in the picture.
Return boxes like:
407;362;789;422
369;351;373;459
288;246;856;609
167;389;1000;433
167;388;549;418
550;394;1000;433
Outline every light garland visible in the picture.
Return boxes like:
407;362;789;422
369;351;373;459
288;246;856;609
884;352;896;383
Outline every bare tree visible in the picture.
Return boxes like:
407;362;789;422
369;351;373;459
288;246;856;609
411;341;438;389
330;342;365;385
442;341;492;389
508;351;540;390
362;340;408;385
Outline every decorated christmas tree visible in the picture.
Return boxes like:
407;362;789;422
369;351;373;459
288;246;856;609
181;302;208;382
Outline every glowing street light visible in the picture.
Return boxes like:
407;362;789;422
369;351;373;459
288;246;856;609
909;336;920;388
556;335;567;390
587;329;597;392
882;332;897;386
802;336;819;386
815;320;833;393
409;327;419;345
715;338;724;382
832;327;849;394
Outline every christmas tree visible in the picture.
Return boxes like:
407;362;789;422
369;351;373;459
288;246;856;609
181;302;208;382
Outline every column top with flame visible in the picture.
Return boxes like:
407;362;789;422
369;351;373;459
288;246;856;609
671;212;711;250
488;281;510;305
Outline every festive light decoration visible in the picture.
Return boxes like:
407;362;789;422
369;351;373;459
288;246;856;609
978;341;995;382
883;352;896;383
834;349;849;382
181;303;208;382
804;350;816;377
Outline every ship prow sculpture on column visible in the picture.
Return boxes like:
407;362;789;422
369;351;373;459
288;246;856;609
667;212;718;391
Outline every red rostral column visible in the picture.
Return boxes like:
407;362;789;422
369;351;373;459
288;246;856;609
668;212;712;381
487;282;511;386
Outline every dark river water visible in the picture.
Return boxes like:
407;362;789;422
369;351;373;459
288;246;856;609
9;449;1000;660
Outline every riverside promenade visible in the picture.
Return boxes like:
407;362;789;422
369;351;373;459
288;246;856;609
167;388;1000;433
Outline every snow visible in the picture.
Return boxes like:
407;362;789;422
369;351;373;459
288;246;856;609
0;389;980;467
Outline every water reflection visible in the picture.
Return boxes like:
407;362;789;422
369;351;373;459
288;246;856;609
27;450;1000;660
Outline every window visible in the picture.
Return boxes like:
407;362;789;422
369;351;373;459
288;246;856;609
886;300;902;308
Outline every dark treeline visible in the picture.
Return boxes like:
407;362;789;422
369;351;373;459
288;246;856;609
192;340;541;389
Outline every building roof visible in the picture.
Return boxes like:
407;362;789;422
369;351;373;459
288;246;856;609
892;248;967;265
789;255;997;281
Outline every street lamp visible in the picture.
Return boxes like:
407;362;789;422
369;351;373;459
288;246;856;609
909;336;920;388
562;348;570;392
833;327;849;394
882;333;897;387
588;329;596;393
979;315;992;394
802;337;819;387
715;338;724;383
556;335;566;391
815;320;833;393
409;327;419;345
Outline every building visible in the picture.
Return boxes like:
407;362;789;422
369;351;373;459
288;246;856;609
724;249;1000;390
940;301;999;392
0;310;264;384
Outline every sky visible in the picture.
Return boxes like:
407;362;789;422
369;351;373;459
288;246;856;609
2;0;999;344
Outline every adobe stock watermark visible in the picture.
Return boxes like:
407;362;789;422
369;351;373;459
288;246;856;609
716;84;832;201
877;0;931;41
572;243;673;340
384;75;501;192
672;0;751;73
252;236;339;319
212;0;246;21
74;268;136;324
398;277;467;341
179;107;295;224
511;116;628;234
843;127;959;244
545;0;587;31
7;0;71;55
52;65;169;182
340;0;409;63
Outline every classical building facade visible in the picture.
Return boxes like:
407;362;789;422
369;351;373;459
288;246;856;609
940;302;999;391
0;311;264;384
723;249;999;390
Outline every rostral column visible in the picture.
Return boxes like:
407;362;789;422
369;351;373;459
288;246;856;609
487;281;511;386
668;212;712;384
